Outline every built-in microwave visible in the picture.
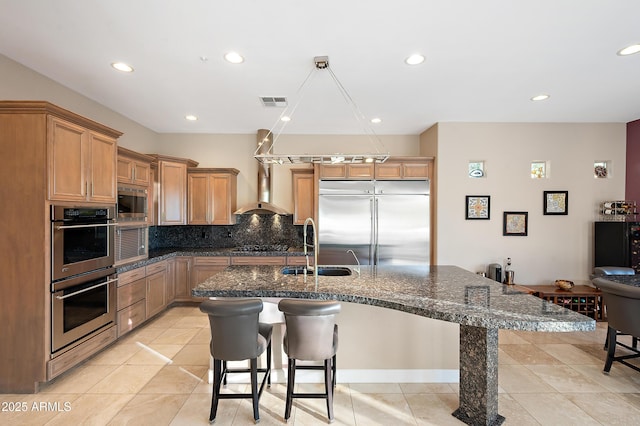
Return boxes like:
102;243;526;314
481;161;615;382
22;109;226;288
117;185;148;223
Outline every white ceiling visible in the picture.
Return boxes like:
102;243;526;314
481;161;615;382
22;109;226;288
1;0;639;135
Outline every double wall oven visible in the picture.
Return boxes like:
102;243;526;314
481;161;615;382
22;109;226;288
50;206;117;354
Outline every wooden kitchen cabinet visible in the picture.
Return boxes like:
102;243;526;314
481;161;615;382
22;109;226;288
187;168;239;225
231;256;286;266
292;168;315;225
48;115;118;203
151;155;198;225
190;257;231;301
146;270;167;319
0;101;122;392
319;163;374;180
375;158;432;180
286;256;314;266
117;146;154;187
116;266;147;337
174;256;192;301
165;258;176;304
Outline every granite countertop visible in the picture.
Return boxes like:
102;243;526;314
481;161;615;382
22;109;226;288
192;264;596;332
592;274;640;287
116;247;307;273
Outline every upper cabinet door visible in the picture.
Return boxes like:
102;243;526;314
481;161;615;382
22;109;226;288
187;173;210;224
117;147;153;187
87;131;117;203
159;160;188;225
292;168;315;225
48;116;117;203
210;173;236;225
48;117;87;202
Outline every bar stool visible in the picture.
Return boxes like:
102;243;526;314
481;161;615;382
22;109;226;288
200;298;272;423
278;299;341;423
592;278;640;373
593;266;637;349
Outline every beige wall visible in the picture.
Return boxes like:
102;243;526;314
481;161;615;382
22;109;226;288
424;122;626;285
0;54;158;152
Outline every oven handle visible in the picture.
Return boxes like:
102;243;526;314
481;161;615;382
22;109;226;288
54;222;117;231
55;278;118;300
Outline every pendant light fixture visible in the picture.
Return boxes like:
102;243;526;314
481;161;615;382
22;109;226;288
254;56;389;165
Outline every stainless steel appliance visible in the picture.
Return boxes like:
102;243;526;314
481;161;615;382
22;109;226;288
51;206;116;281
115;224;149;265
318;180;430;266
117;185;148;222
51;267;117;353
487;263;502;282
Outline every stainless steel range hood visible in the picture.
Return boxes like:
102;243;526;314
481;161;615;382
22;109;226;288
234;129;291;215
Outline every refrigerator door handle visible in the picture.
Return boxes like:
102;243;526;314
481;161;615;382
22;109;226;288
370;197;375;265
374;197;379;265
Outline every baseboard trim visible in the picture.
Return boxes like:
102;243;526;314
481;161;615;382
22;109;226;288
210;368;459;384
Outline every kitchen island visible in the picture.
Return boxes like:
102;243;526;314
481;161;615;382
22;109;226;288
193;264;595;426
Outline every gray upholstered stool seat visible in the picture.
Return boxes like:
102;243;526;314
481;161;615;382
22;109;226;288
200;298;272;423
278;299;341;423
592;278;640;374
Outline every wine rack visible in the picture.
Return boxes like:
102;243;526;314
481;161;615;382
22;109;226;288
530;285;604;321
600;200;637;221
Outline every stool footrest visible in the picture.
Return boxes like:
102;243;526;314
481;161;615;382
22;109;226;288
292;393;329;398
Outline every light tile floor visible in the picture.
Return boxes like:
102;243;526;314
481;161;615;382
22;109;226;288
2;306;640;425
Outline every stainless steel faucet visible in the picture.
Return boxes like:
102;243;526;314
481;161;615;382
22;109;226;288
303;217;318;288
346;249;361;277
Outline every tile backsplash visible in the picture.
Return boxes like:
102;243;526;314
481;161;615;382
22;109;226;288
149;214;306;249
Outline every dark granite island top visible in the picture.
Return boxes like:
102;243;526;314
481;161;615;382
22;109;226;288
193;264;594;426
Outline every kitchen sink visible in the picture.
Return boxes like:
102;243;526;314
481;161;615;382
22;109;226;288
281;266;352;276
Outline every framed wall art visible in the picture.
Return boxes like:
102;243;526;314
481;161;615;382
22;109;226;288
543;190;568;215
465;195;490;220
503;211;528;236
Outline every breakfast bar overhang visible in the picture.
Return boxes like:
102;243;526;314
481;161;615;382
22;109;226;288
193;265;595;426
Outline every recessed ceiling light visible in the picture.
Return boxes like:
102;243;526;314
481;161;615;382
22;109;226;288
370;117;382;124
280;116;291;122
224;52;244;64
405;54;425;65
185;115;198;121
111;62;133;73
531;94;550;101
617;44;640;56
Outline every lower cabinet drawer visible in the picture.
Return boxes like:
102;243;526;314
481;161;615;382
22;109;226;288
117;278;146;310
117;299;146;337
47;326;116;380
231;256;286;265
286;256;313;266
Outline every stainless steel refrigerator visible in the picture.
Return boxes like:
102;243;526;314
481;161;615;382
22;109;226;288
317;180;430;266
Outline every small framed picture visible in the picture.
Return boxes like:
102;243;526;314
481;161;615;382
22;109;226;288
503;211;528;236
544;191;568;215
465;195;491;220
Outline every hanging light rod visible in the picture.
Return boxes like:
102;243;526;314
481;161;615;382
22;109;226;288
254;56;390;165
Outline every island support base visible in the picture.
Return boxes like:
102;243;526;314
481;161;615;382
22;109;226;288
452;325;505;426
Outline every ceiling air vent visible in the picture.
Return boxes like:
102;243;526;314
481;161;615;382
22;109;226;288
260;96;288;107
